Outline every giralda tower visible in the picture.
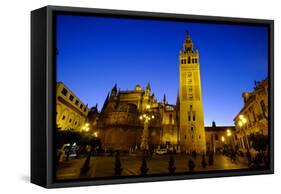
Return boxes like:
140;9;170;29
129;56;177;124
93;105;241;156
179;33;206;153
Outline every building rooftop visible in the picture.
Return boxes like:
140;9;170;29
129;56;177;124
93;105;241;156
205;126;235;132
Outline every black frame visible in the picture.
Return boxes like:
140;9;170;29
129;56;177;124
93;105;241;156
31;5;274;188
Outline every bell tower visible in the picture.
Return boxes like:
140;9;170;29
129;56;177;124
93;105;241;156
179;32;206;153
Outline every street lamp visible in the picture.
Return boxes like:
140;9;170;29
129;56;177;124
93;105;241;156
226;129;232;137
226;128;235;149
82;123;90;132
238;115;247;127
94;131;98;138
237;114;248;149
221;136;225;142
238;120;243;127
139;104;154;151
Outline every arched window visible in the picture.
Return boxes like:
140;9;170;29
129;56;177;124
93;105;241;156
56;104;62;119
61;109;69;122
188;57;191;64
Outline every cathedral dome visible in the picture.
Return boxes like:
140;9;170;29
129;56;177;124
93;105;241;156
135;84;142;91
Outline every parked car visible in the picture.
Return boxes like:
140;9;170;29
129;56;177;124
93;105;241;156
155;148;168;155
57;143;77;162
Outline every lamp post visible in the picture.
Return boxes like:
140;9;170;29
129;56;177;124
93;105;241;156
221;136;225;143
139;104;154;151
226;129;232;137
82;123;90;132
226;128;234;148
238;115;247;128
237;115;248;149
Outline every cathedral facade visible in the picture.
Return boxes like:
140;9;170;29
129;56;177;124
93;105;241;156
92;83;179;150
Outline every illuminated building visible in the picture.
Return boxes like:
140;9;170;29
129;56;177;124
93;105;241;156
179;33;206;153
95;83;179;150
205;121;235;153
233;79;268;150
56;82;89;131
57;33;209;152
159;94;180;146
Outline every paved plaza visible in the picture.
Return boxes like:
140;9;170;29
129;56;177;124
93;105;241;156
56;154;249;180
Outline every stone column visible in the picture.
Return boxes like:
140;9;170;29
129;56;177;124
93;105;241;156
140;119;149;151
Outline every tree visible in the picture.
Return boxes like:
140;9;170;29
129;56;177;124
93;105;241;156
249;133;268;168
56;129;81;149
168;155;176;174
56;129;81;161
56;129;102;159
249;133;268;152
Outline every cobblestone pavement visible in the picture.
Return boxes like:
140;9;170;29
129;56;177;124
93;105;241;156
56;154;249;180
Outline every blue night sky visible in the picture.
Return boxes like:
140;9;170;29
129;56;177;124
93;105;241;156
56;14;268;126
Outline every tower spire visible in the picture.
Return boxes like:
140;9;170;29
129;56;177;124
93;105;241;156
146;81;151;91
183;30;193;52
111;83;117;96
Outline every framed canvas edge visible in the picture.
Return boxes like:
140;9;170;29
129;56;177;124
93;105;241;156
31;6;48;188
38;5;274;188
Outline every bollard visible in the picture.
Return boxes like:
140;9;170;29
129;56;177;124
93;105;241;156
140;156;149;176
168;155;176;174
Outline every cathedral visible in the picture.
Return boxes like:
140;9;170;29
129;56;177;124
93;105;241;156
88;33;206;153
89;82;179;150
